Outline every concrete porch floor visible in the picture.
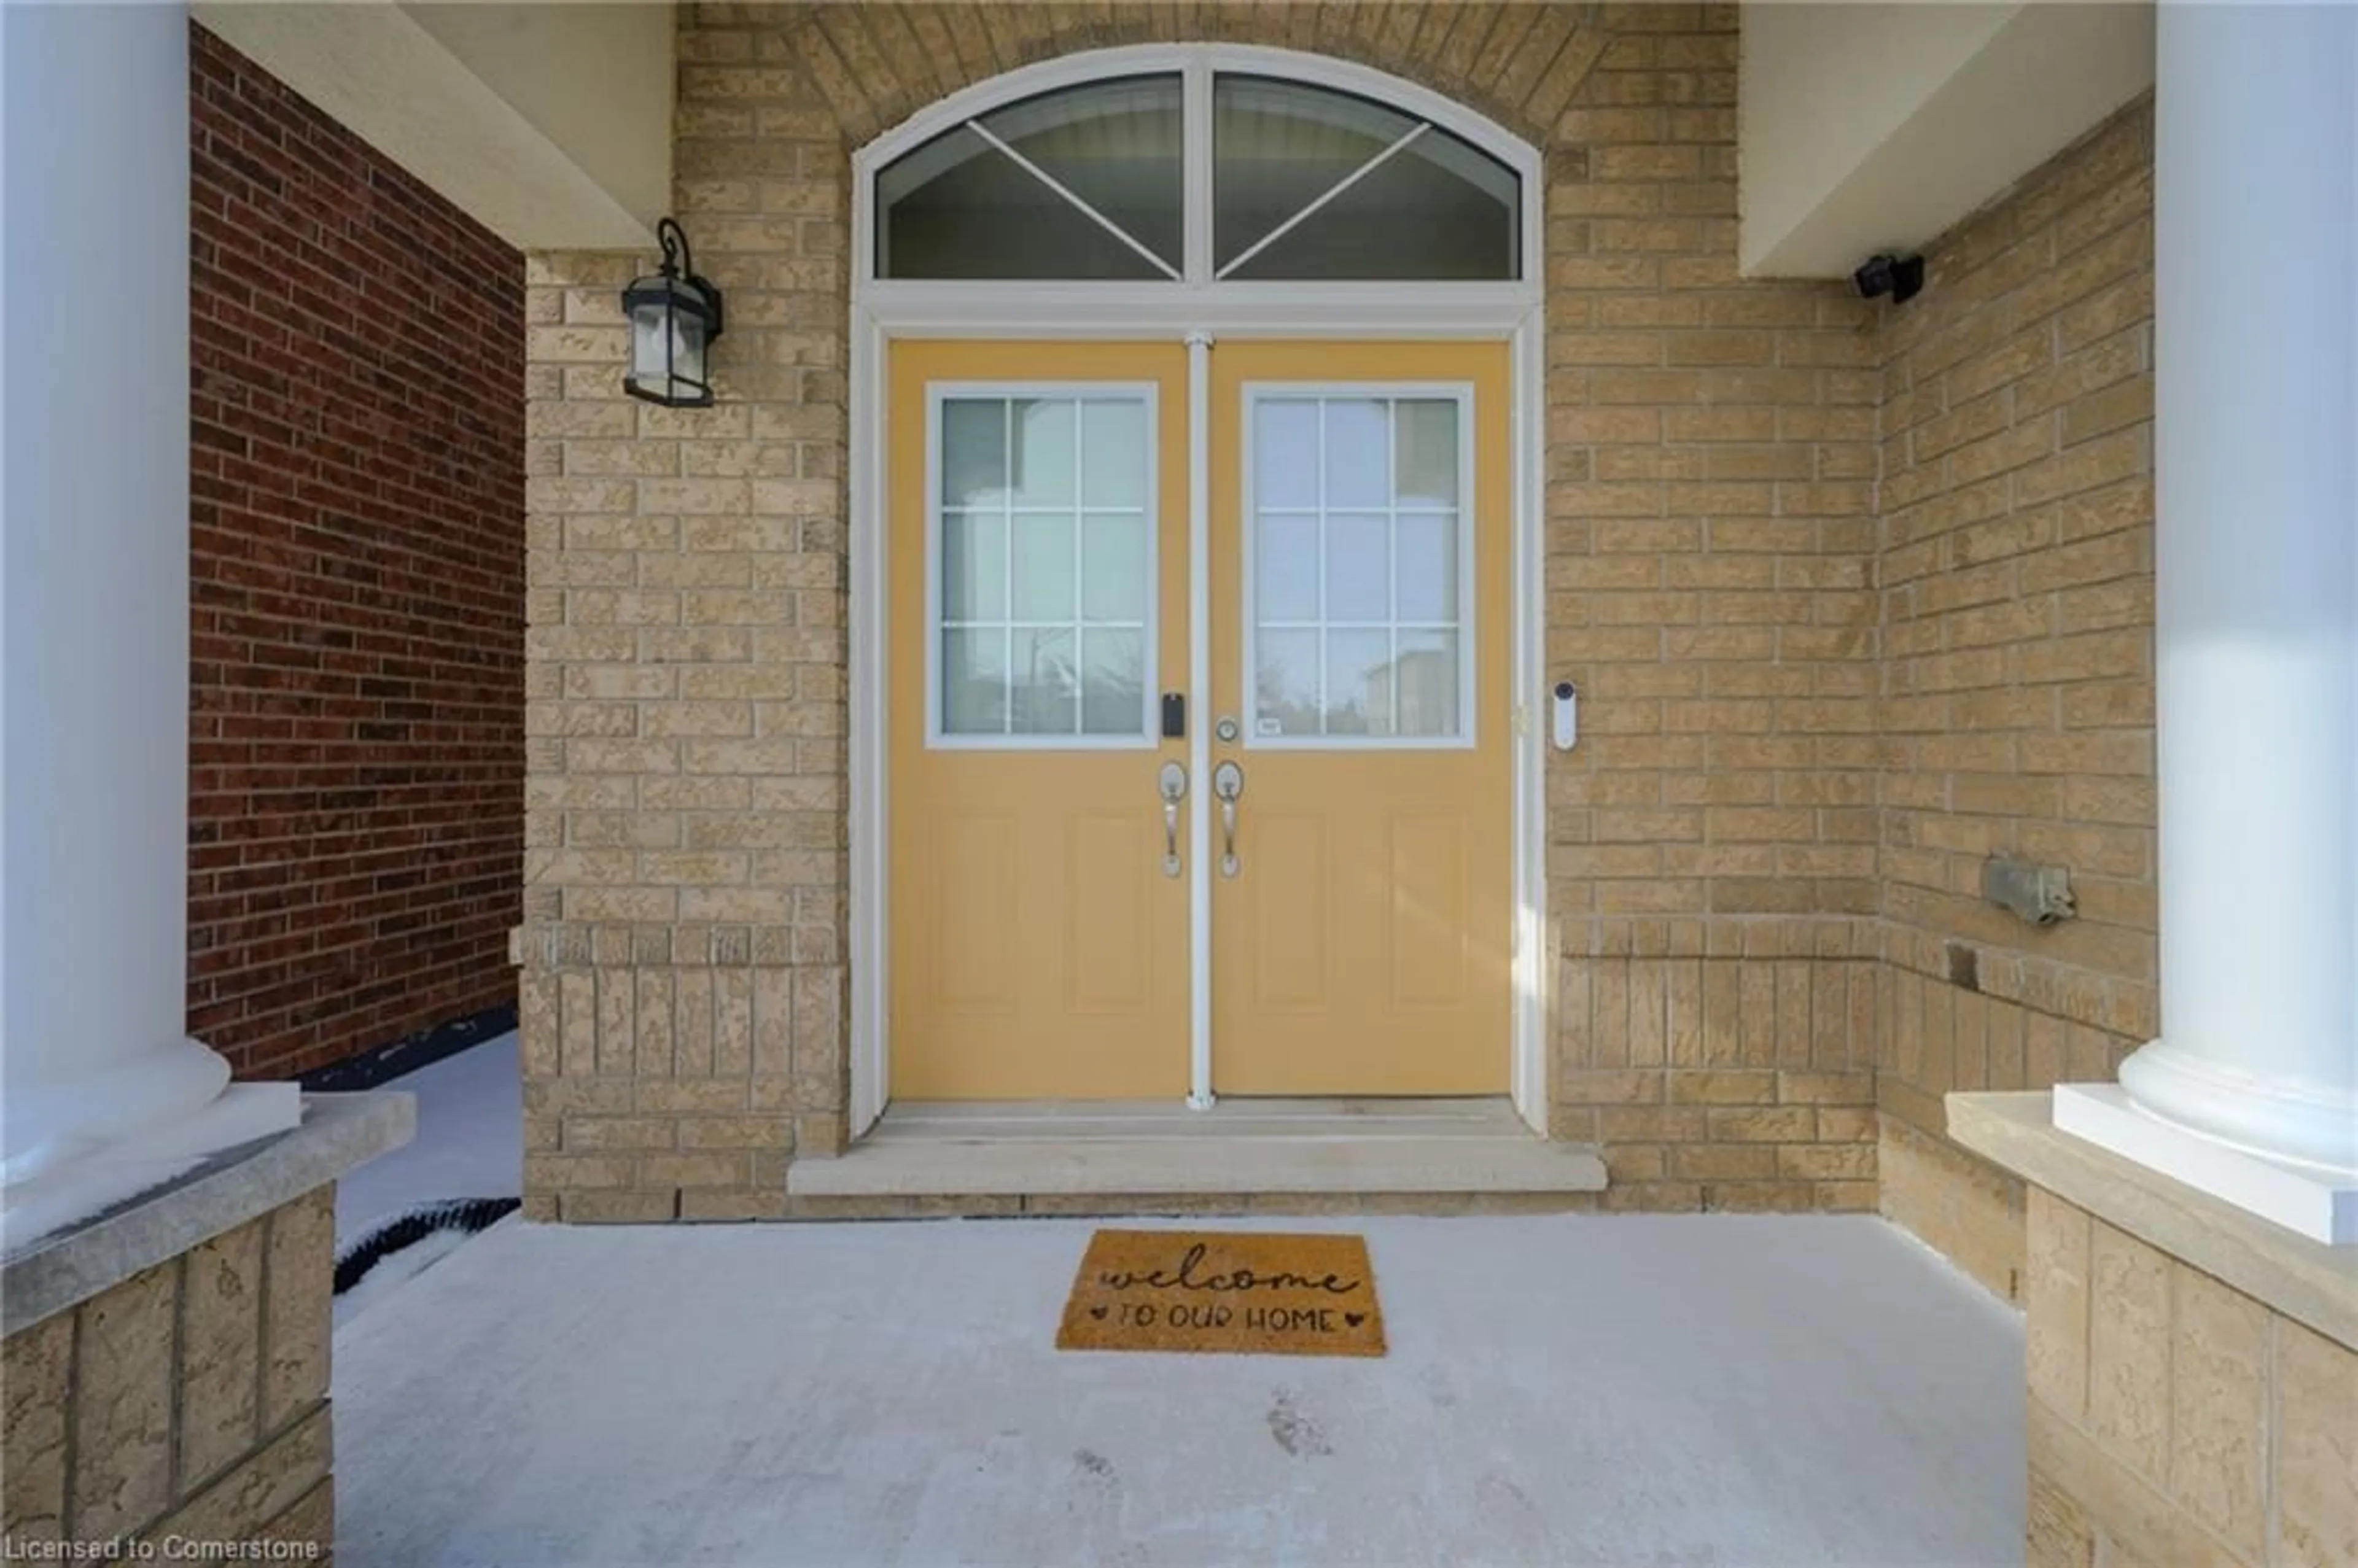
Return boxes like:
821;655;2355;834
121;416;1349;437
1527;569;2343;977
332;1210;2025;1566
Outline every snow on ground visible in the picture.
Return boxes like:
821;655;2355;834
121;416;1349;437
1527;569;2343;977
333;1209;2026;1568
333;1033;520;1329
335;1032;521;1238
335;1223;483;1323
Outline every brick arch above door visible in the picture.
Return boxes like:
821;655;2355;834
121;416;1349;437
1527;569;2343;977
760;3;1613;156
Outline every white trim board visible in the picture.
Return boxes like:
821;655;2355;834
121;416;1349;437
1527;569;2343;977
1185;332;1215;1109
844;45;1551;1142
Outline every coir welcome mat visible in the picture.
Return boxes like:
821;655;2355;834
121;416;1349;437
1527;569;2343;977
1056;1230;1385;1357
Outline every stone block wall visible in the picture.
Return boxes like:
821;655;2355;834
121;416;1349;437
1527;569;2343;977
521;0;1894;1221
1560;922;1879;1211
190;23;527;1080
1870;99;2158;1297
2025;1189;2357;1566
2;1188;337;1558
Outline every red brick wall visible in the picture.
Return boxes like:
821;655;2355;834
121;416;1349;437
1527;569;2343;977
187;23;524;1079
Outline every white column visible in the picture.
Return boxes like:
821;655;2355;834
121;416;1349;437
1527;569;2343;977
2055;0;2358;1244
1;2;296;1250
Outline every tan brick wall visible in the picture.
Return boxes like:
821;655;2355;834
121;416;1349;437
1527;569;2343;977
2025;1189;2357;1567
1877;1111;2025;1301
521;0;1893;1220
1871;99;2157;1274
1558;923;1880;1213
2;1187;338;1558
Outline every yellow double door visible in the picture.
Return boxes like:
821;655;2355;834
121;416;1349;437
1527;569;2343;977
889;339;1511;1100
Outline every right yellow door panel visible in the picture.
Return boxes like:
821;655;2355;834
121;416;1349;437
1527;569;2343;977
1207;341;1514;1096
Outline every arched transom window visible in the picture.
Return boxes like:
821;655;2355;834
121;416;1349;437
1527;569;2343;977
870;61;1527;285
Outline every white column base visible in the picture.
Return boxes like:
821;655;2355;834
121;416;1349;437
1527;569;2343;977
0;1084;303;1256
2;1037;234;1186
2053;1084;2358;1246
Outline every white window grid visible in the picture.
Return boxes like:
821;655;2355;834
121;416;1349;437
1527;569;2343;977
925;382;1162;750
1240;383;1479;750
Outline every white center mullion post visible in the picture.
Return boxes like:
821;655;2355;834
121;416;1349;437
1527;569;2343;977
1182;61;1214;289
1187;330;1215;1110
1071;402;1086;738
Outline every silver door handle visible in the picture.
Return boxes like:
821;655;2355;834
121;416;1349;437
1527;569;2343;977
1157;761;1187;878
1212;761;1244;878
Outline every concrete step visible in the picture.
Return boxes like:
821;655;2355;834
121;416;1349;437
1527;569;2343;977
786;1098;1608;1198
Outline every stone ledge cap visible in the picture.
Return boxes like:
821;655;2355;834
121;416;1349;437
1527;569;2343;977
1947;1090;2357;1353
1;1090;414;1336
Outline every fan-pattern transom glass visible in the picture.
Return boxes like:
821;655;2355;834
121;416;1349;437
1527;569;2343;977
875;71;1522;283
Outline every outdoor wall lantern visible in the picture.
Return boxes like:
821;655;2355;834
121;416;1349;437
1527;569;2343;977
622;216;725;408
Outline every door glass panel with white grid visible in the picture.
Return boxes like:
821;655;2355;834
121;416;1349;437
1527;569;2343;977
1245;392;1471;744
934;392;1156;743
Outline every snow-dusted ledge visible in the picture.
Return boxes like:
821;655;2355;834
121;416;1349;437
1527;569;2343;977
1947;1090;2358;1354
1;1067;306;1256
1;1092;413;1336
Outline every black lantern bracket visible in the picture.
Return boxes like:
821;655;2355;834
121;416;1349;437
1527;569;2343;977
621;215;726;408
654;216;723;338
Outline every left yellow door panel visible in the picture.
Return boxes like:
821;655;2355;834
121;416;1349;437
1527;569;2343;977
887;341;1191;1100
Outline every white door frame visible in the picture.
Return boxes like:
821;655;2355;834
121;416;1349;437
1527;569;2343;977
844;44;1551;1138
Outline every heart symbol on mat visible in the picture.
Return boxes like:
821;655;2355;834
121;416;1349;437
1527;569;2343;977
1089;1306;1109;1321
1345;1313;1366;1328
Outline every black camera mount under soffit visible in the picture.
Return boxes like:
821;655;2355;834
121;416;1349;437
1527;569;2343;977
1852;252;1926;306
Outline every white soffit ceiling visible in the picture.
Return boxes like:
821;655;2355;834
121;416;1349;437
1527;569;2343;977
1740;1;2157;279
190;1;673;251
